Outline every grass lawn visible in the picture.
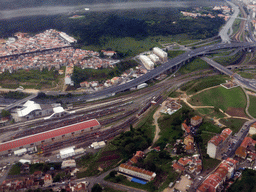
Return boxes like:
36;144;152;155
219;118;247;133
77;144;122;178
9;164;21;175
156;102;196;149
180;75;228;95
0;67;65;90
190;86;246;112
238;71;256;79
249;95;256;118
228;169;256;192
168;91;183;98
196;108;225;119
83;36;161;57
213;51;244;66
178;58;209;75
168;50;185;59
202;158;221;171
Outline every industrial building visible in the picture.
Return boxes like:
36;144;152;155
139;55;155;70
15;101;68;121
152;47;168;62
0;119;100;155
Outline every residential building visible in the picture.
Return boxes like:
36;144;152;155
207;128;232;159
197;158;238;192
44;174;53;187
191;116;203;127
235;137;256;159
119;164;156;181
61;159;76;169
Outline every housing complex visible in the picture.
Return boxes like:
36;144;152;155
197;158;238;192
0;30;117;73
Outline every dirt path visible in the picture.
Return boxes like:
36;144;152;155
152;101;167;145
241;86;255;119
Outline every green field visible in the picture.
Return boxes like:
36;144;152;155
237;71;256;79
178;58;209;75
0;67;65;90
190;86;246;112
168;50;185;59
228;169;256;192
180;75;228;95
219;118;246;133
83;37;161;57
196;108;225;119
249;95;256;118
213;51;244;66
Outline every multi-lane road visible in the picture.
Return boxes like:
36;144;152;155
74;41;256;102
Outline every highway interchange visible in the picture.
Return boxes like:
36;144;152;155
2;1;256;191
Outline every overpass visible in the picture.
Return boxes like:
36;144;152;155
79;41;256;101
4;93;38;111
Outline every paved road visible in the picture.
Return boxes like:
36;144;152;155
4;93;38;111
219;1;240;43
71;41;256;102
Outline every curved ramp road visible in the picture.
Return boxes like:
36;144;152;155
219;1;240;43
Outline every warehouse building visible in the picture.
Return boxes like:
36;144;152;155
153;47;168;62
0;119;100;155
139;55;154;70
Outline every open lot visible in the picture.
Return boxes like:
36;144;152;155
189;86;246;113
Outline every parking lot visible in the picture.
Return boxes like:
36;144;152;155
168;175;192;192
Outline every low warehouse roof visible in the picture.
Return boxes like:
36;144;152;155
0;119;100;153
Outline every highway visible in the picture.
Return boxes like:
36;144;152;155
77;41;256;102
219;1;240;43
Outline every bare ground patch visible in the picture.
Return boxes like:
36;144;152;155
226;107;247;118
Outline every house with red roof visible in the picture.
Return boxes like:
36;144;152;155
191;116;203;127
235;137;256;159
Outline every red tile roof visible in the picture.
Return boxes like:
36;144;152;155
191;116;202;121
0;119;100;153
172;162;185;172
178;158;192;166
120;164;156;176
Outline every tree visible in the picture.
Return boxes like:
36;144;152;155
252;134;256;140
91;184;102;192
1;109;10;117
99;51;104;58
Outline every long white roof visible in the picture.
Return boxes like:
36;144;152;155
17;100;41;117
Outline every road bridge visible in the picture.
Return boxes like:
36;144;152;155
78;41;256;101
4;93;38;111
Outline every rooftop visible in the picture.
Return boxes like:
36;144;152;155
0;119;100;153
